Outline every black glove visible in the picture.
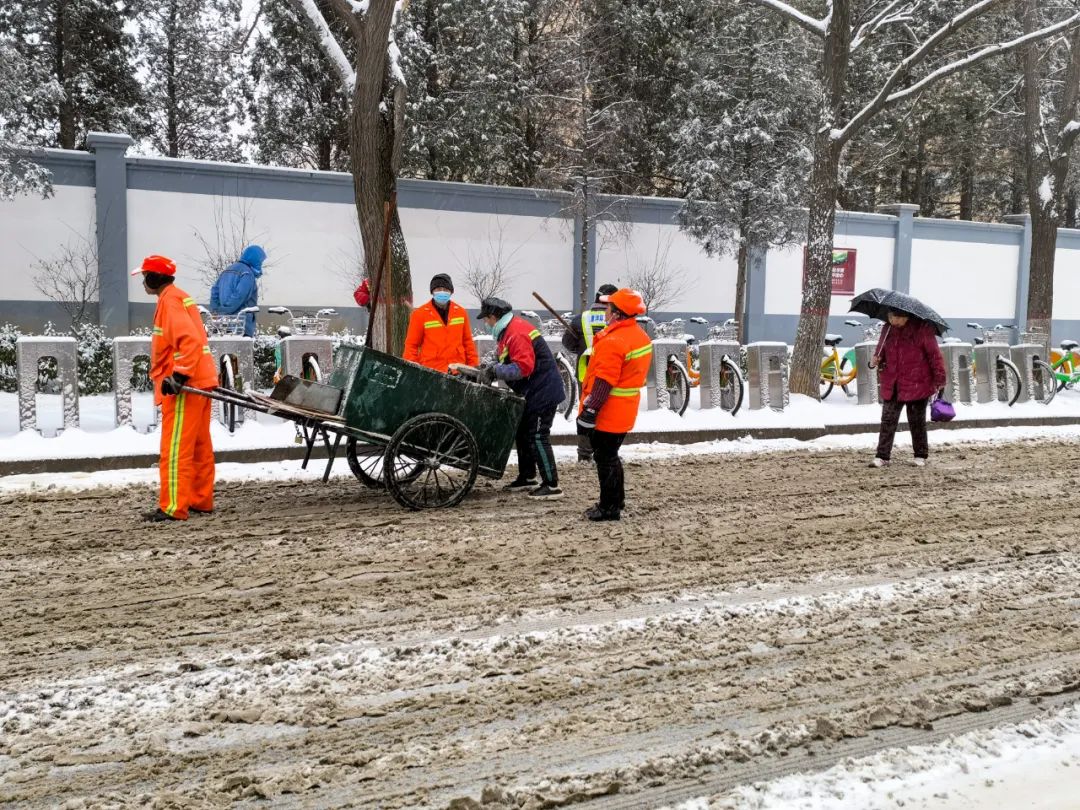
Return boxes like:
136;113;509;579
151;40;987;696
160;372;189;397
478;364;497;385
576;406;598;434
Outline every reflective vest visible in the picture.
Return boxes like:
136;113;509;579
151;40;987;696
577;306;610;382
580;317;653;434
150;284;218;405
403;300;479;373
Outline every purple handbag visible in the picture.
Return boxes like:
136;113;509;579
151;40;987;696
930;397;955;422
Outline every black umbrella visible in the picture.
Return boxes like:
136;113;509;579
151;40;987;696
849;288;950;336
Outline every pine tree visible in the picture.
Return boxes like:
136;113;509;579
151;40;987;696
0;0;144;150
0;40;58;199
249;1;351;170
135;0;245;160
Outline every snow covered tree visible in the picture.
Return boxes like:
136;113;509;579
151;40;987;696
249;1;351;170
0;0;144;150
747;0;1080;398
134;0;245;160
1019;0;1080;338
676;4;814;341
287;0;412;354
0;40;57;199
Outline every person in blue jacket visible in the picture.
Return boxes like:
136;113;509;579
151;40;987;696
210;245;266;337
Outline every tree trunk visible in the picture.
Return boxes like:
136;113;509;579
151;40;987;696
1066;189;1077;229
790;0;849;398
1026;212;1058;337
352;7;411;355
166;1;179;158
735;238;748;344
790;139;843;397
55;0;75;150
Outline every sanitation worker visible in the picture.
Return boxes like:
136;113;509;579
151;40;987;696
561;282;618;463
576;288;652;521
403;273;479;373
134;255;219;522
476;297;565;500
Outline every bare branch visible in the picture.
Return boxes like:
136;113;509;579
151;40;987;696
850;0;912;52
742;0;827;37
32;233;100;328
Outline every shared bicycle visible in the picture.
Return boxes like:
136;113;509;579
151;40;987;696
199;305;259;433
819;319;866;399
267;306;337;383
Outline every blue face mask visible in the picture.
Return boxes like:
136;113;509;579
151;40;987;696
432;291;452;306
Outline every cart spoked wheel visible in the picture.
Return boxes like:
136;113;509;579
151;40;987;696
345;438;387;488
384;413;479;509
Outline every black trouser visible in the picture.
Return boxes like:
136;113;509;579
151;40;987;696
516;406;558;485
590;429;626;511
876;396;929;461
576;432;594;461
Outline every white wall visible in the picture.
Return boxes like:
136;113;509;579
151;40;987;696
0;186;96;301
127;189;359;307
764;234;895;315
1052;246;1080;320
400;208;574;311
595;220;737;312
909;238;1019;320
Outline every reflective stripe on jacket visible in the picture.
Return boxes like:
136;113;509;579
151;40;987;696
581;317;653;434
151;285;219;405
403;299;479;373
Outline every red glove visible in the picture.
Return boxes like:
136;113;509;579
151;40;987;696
353;278;371;308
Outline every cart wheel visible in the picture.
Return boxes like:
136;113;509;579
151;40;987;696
384;414;479;509
345;438;385;488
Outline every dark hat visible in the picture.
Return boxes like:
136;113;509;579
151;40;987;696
430;273;454;293
595;283;618;302
478;297;512;320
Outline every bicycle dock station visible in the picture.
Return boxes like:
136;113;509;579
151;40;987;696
209;336;256;426
854;342;879;405
16;336;80;435
1010;343;1055;404
973;341;1016;404
278;336;332;385
698;337;741;411
111;336;156;430
940;342;975;405
646;337;688;410
746;342;789;411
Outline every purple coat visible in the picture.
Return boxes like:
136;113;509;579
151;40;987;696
874;319;947;402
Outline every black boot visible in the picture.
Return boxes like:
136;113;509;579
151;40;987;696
584;504;620;522
144;509;180;523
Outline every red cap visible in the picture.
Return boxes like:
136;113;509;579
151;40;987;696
599;287;647;316
131;255;177;277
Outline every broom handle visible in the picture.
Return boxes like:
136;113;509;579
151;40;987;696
531;291;573;331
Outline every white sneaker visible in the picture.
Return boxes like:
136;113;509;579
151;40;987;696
910;458;926;467
868;458;888;468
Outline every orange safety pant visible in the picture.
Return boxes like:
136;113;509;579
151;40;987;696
158;391;214;520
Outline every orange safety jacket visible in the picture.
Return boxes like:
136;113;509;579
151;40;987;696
580;316;653;434
403;299;479;373
150;284;219;405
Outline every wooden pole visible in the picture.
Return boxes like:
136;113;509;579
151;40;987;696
531;291;574;331
365;192;397;349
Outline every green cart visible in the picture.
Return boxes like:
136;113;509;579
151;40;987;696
189;344;524;510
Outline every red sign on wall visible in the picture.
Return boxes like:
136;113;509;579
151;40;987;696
803;247;858;296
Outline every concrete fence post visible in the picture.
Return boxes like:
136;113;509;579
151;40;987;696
16;337;80;434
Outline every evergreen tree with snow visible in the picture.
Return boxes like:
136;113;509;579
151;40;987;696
0;0;145;150
0;40;58;199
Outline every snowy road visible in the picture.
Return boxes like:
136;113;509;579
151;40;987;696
1;438;1079;807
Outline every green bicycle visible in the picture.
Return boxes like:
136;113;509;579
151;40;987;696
1048;339;1080;392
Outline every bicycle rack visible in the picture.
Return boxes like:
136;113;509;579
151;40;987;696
940;342;974;405
279;335;332;383
209;336;256;426
699;338;741;411
1010;343;1053;404
854;342;879;405
112;336;158;431
746;342;789;411
973;342;1016;404
15;336;80;435
646;338;688;410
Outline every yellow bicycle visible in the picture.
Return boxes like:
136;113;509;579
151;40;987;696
820;319;864;398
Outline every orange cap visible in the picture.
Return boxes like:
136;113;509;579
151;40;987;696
130;255;177;277
599;287;646;316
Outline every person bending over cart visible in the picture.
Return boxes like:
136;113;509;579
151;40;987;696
477;297;565;501
403;273;479;373
576;288;652;521
133;255;219;522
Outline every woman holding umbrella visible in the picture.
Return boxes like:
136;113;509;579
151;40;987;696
851;289;947;468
